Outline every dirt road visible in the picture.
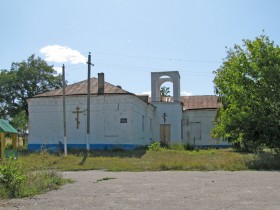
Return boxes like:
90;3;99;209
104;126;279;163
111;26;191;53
1;171;280;210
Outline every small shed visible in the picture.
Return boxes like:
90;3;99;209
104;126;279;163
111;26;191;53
0;119;18;160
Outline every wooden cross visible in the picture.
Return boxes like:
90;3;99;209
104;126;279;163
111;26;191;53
72;106;83;129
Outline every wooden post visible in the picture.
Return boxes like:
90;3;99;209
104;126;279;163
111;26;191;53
1;132;5;160
12;133;17;149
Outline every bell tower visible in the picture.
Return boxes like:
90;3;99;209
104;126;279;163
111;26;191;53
150;71;182;145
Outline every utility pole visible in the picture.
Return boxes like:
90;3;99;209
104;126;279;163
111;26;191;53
62;64;67;156
86;52;93;151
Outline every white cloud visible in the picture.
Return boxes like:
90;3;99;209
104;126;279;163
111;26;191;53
139;90;192;97
52;66;62;74
181;91;192;96
140;91;151;96
40;45;86;64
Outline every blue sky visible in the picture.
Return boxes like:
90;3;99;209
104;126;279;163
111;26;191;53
1;0;280;96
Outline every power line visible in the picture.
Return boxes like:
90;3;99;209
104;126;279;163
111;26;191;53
94;52;221;63
94;62;214;74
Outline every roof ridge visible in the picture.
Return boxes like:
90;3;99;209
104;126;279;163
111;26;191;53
33;77;132;98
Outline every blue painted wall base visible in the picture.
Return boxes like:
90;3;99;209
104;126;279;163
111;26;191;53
28;144;139;152
28;143;231;152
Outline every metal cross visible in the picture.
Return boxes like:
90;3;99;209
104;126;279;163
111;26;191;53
162;112;167;124
72;106;83;129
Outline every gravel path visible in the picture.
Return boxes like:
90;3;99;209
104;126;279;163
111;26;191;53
1;171;280;210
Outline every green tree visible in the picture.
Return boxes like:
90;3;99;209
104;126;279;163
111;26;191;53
160;86;170;97
10;110;28;145
0;54;62;119
212;35;280;152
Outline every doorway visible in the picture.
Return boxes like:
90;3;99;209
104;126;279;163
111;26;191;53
160;124;170;145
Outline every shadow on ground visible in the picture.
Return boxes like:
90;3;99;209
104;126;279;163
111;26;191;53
67;148;147;159
246;152;280;170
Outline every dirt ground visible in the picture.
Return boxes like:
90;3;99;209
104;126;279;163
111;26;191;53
1;170;280;210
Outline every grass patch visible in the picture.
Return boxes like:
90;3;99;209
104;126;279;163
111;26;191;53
96;177;116;182
15;148;280;172
3;146;279;198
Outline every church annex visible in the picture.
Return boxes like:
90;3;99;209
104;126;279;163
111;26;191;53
27;71;228;151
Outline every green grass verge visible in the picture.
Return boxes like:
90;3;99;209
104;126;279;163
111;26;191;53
17;148;280;172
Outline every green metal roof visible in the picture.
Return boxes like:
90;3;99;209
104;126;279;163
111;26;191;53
0;119;18;134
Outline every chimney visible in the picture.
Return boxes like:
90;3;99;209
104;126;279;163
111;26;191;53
98;73;104;94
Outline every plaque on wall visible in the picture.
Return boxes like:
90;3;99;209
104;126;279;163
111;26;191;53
120;118;127;123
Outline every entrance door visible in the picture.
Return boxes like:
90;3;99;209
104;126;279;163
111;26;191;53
160;124;170;145
190;122;201;146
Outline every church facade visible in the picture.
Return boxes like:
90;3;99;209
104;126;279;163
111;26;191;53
27;71;228;151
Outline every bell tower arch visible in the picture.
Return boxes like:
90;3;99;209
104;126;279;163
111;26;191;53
151;71;180;102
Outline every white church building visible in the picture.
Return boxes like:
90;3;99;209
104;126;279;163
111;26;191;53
27;71;229;151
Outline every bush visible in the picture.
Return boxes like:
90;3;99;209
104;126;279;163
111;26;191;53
183;143;195;151
169;144;184;151
149;142;194;151
0;160;26;198
5;143;13;150
0;151;70;199
148;142;161;151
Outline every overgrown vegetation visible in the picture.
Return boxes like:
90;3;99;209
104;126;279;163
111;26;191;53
0;152;70;199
